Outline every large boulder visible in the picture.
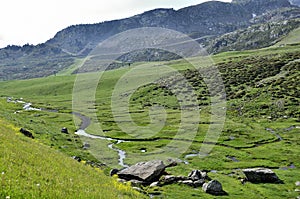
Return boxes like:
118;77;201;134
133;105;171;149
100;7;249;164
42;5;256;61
243;168;282;183
117;160;166;184
202;180;227;195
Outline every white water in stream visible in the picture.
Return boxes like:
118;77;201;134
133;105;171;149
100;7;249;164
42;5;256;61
75;130;129;168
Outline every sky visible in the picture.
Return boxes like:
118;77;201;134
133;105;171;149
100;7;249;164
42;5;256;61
0;0;231;48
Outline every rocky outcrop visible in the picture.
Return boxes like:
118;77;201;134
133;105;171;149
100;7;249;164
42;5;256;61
243;168;283;183
117;160;166;184
116;161;226;196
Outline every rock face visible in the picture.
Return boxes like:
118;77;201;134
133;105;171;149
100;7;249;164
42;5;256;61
243;168;282;183
202;180;227;195
117;160;166;184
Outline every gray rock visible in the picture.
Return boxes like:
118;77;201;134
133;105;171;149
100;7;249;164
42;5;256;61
296;181;300;186
243;168;282;183
132;187;143;193
61;127;68;134
82;142;90;149
110;169;119;176
130;180;144;187
181;180;195;187
149;182;160;187
202;180;226;195
194;179;205;187
160;175;177;185
188;170;208;181
117;160;166;183
176;175;189;181
20;128;34;139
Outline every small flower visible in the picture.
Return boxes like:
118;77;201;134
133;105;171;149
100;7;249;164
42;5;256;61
36;183;40;187
6;196;10;199
1;172;4;175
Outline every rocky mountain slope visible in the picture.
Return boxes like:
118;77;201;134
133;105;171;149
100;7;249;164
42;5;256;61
289;0;300;6
0;0;299;80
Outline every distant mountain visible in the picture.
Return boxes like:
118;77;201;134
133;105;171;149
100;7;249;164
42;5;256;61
0;0;299;80
289;0;300;6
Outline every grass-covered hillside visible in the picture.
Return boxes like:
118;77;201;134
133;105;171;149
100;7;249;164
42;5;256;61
0;43;299;198
0;117;143;198
0;118;142;198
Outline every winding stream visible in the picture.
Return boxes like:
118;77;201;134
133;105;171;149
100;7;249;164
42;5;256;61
8;97;129;167
8;97;299;168
75;129;129;168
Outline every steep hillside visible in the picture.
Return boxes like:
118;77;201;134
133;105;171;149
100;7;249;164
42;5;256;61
0;117;142;198
207;18;300;53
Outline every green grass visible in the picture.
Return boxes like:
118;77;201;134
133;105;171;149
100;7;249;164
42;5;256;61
56;58;86;76
0;118;142;199
275;27;300;46
0;44;299;198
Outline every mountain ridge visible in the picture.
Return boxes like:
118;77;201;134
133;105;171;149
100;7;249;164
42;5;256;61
0;0;299;80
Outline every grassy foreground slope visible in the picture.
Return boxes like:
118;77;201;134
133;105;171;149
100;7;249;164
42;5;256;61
0;118;142;199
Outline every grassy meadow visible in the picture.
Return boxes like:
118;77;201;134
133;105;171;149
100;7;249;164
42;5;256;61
0;43;299;198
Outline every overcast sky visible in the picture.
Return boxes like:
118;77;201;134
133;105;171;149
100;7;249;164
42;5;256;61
0;0;231;48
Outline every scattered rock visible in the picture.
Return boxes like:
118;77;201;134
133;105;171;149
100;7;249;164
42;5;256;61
132;187;143;193
117;160;166;184
194;179;206;187
72;156;81;162
240;178;247;185
61;127;68;134
202;180;227;196
243;168;282;183
130;180;144;187
149;181;160;187
188;170;208;181
82;142;90;149
181;180;195;187
160;175;178;185
115;160;226;195
20;128;34;139
110;169;119;176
